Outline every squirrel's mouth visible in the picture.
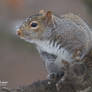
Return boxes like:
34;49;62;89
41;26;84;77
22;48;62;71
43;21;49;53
16;29;36;43
16;29;33;42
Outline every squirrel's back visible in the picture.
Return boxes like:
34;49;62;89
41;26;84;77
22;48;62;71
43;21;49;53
52;13;92;59
60;13;92;43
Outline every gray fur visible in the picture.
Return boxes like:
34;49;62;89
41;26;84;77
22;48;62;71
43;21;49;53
17;13;92;77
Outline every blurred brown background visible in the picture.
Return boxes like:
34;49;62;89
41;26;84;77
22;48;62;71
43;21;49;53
0;0;92;88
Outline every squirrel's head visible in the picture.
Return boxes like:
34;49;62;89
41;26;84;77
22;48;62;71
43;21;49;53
16;10;56;43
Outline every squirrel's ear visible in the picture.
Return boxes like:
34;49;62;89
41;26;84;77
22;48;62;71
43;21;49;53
39;10;53;25
45;11;52;24
46;11;52;20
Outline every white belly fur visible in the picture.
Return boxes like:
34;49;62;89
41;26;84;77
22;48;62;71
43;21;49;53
35;40;73;65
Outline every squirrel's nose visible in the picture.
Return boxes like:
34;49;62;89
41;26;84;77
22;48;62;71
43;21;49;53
16;29;24;37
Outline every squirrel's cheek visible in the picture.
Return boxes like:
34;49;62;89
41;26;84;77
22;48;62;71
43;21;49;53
33;27;41;33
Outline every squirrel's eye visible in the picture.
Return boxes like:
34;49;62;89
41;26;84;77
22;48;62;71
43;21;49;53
30;21;38;28
31;23;37;27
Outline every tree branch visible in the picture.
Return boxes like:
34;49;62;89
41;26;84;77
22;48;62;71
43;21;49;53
0;79;77;92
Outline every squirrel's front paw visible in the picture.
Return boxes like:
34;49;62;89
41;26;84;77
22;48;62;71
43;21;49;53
47;72;64;81
56;78;65;91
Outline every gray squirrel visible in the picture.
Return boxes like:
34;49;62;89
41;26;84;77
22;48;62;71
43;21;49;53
16;10;92;83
